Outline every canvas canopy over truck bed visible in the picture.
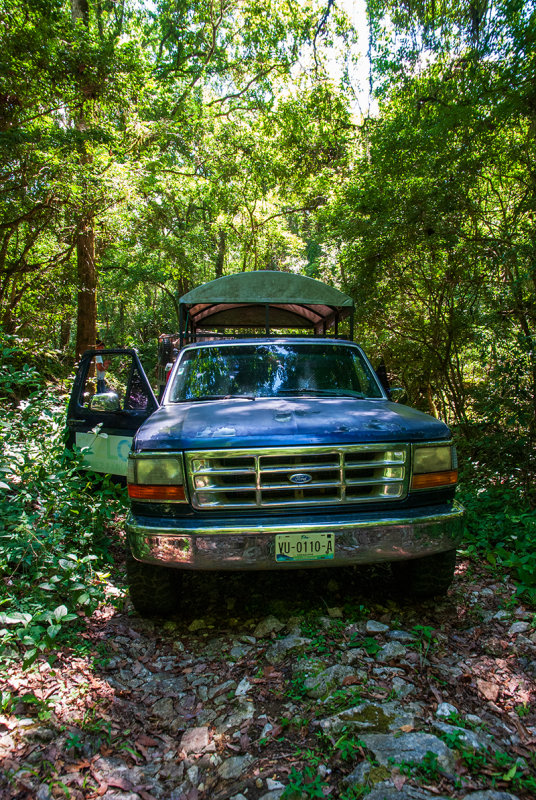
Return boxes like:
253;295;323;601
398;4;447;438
177;270;355;346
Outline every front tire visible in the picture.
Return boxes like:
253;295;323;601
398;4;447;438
126;554;181;616
391;549;457;597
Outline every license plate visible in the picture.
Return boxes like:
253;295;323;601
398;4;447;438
275;533;334;562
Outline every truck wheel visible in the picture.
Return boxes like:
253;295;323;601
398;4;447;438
391;549;456;597
126;554;181;616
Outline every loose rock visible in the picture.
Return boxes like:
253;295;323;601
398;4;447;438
436;701;458;718
265;634;311;663
366;620;390;633
318;700;419;735
360;731;457;772
366;783;451;800
217;753;254;780
304;664;355;699
253;616;285;638
376;641;407;662
180;726;210;754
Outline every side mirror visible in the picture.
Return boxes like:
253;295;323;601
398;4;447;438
90;391;121;412
389;387;405;402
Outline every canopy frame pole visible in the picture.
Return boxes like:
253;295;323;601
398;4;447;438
179;303;185;349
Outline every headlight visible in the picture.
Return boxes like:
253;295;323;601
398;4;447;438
127;454;186;502
130;456;183;485
413;446;454;474
411;445;458;490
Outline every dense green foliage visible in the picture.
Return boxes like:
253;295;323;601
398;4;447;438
326;0;536;505
459;482;536;604
0;336;127;667
1;0;352;350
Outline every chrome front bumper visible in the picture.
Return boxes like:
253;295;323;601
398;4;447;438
126;501;464;570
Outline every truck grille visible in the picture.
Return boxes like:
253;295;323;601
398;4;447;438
186;445;408;510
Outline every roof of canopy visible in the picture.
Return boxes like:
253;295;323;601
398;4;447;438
179;271;354;332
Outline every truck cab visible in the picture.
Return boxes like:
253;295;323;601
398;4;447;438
67;271;464;615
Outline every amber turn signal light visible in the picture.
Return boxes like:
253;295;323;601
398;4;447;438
411;470;458;490
128;485;186;501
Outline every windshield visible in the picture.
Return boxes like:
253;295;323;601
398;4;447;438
167;342;384;401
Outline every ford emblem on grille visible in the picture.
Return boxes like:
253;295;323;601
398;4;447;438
289;473;313;484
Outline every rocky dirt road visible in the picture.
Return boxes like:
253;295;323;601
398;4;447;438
1;558;535;800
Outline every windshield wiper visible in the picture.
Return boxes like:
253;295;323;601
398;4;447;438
276;388;365;398
180;394;256;402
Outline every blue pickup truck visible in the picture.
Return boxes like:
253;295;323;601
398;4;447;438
67;271;464;615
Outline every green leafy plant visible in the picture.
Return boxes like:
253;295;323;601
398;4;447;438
65;731;84;754
333;731;365;762
286;670;310;702
394;751;442;782
339;786;369;800
14;693;56;721
362;637;381;656
300;748;324;768
458;483;536;605
0;334;43;400
515;703;530;718
0;691;13;713
300;618;332;655
281;765;328;799
343;602;370;621
410;625;438;664
439;735;536;794
440;729;464;750
316;687;363;715
441;710;467;728
0;385;128;672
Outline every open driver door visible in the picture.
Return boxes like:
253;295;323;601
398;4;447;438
66;348;158;478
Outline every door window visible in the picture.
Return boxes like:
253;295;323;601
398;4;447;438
80;353;154;412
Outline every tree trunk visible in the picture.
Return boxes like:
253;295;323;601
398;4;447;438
72;0;97;358
177;275;189;298
2;281;26;333
59;318;71;351
215;228;226;278
75;221;97;358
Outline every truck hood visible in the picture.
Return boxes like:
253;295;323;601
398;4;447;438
132;397;451;451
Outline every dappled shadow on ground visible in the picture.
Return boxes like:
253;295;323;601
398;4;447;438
1;559;536;800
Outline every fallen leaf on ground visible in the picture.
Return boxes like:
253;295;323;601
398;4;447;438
477;679;500;701
392;772;406;790
137;734;160;747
